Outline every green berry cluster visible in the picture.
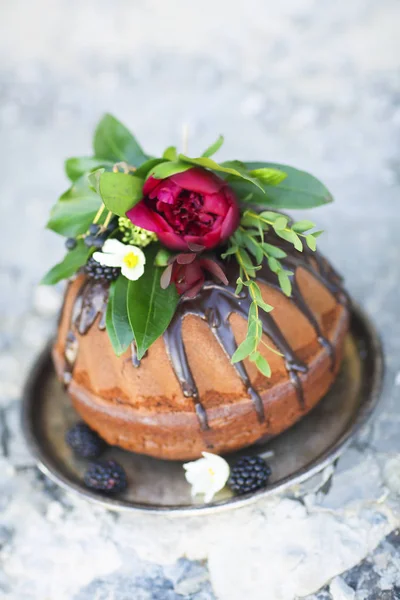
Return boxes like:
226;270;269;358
118;217;157;247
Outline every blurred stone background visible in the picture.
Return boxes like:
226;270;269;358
0;0;400;598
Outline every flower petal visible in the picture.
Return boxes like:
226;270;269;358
199;258;228;285
101;238;128;256
202;192;228;216
121;262;145;281
127;202;173;234
170;168;224;194
92;251;122;268
157;231;189;251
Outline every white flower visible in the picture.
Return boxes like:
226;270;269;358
183;452;230;503
93;239;146;281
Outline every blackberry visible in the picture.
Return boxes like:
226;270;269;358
84;460;127;494
65;237;77;250
84;257;120;282
228;456;271;495
65;422;107;458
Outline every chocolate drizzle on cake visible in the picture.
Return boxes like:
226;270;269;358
61;235;348;431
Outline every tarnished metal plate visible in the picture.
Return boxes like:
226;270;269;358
22;304;384;515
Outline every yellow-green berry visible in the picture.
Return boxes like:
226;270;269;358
118;217;157;247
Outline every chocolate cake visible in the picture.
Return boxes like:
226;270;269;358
44;114;350;461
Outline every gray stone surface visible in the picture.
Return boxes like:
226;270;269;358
0;0;400;598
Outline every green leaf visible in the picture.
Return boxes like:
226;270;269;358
99;172;144;217
149;160;192;180
235;278;244;295
242;234;263;264
273;216;288;231
221;245;238;259
201;135;224;158
250;283;274;312
312;230;324;238
231;162;333;209
306;234;317;251
249;352;272;377
135;158;167;179
106;277;134;356
65;157;114;182
163;146;178;161
46;175;102;237
127;246;179;360
259;211;281;221
278;270;292;297
41;241;91;285
292;220;316;233
93;113;148;167
248;167;287;185
275;229;303;251
154;247;172;267
268;257;281;274
231;336;255;363
178;154;266;193
261;243;287;259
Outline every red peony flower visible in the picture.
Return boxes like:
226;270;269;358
126;167;240;251
161;253;228;298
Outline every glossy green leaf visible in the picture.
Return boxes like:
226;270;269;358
65;157;114;182
278;270;292;297
178;155;266;193
106;277;134;356
249;351;272;377
149;160;192;180
135;158;167;179
201;135;224;158
273;216;288;231
127;246;179;360
93;113;148;167
248;167;287;185
231;162;333;209
41;241;91;285
162;146;178;161
275;229;303;251
261;243;287;259
243;234;263;264
231;335;255;363
250;283;274;312
99;172;144;217
292;220;316;233
306;234;317;251
46;176;102;237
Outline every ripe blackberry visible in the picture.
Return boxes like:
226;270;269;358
84;257;120;282
84;460;127;494
89;223;101;235
65;422;107;458
228;456;271;495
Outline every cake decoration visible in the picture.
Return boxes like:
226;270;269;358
46;114;350;460
183;452;230;503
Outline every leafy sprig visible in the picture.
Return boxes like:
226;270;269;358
222;209;322;377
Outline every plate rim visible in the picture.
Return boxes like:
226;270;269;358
21;302;384;516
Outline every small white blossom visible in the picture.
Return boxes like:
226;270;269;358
183;452;230;503
93;239;146;281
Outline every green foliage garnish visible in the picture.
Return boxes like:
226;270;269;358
106;276;134;356
41;240;92;285
127;245;179;360
225;208;322;377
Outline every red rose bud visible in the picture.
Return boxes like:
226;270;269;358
161;253;228;298
126;167;240;251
